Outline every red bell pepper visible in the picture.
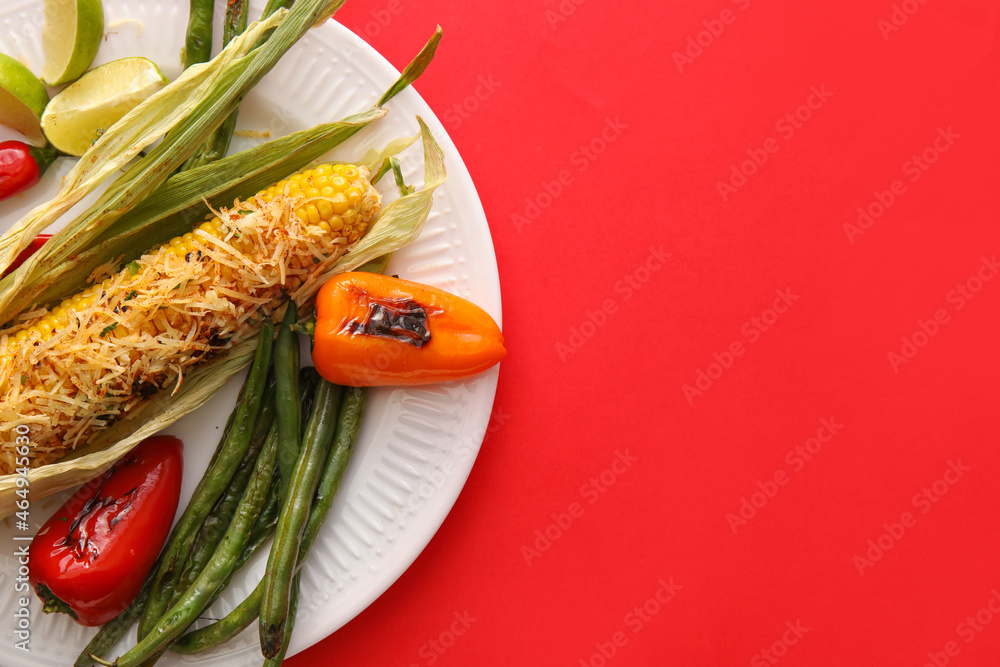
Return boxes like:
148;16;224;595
28;436;184;626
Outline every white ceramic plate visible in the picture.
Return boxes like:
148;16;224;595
0;1;500;664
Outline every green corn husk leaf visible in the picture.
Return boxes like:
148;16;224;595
0;123;443;519
0;0;348;325
0;28;444;518
0;24;443;322
379;26;441;107
0;336;258;519
358;134;419;174
299;116;446;301
22;108;388;314
0;11;285;281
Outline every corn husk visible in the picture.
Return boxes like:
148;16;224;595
0;13;285;311
0;119;445;518
0;337;257;518
0;24;443;323
22;108;389;316
0;0;352;326
307;117;446;294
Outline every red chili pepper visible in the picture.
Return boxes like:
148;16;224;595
0;140;60;200
312;272;506;386
28;436;183;626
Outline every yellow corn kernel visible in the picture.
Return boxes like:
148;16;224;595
2;161;382;473
317;200;334;220
330;193;349;215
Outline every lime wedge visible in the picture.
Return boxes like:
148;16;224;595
0;53;49;145
40;0;105;86
41;57;168;156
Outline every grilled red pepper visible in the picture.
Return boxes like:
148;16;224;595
0;140;59;200
28;436;183;626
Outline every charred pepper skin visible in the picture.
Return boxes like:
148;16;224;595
28;436;183;627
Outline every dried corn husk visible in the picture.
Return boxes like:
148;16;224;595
0;120;445;518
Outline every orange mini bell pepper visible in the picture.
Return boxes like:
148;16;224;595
313;272;506;386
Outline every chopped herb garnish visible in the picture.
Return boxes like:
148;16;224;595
21;375;27;385
126;261;141;275
238;209;253;215
100;323;118;337
124;290;138;301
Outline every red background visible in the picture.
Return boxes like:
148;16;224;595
291;1;1000;666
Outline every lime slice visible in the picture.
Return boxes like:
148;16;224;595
40;0;105;86
41;57;168;156
0;53;49;145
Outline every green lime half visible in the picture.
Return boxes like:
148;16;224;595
40;0;105;86
41;56;168;156
0;53;49;145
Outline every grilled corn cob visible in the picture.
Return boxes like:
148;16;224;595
0;164;380;474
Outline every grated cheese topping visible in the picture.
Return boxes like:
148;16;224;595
0;189;376;474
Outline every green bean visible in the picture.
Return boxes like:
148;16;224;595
174;386;365;654
74;556;160;667
274;302;301;502
224;0;250;43
114;427;279;667
168;370;316;656
181;0;249;172
138;321;274;640
262;0;295;17
171;380;276;608
262;573;301;667
260;379;343;658
183;0;214;69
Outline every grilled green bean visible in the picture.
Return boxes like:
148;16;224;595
138;321;274;639
172;380;276;607
274;302;301;502
173;386;366;654
263;573;301;666
114;427;279;667
183;0;214;69
260;379;343;658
